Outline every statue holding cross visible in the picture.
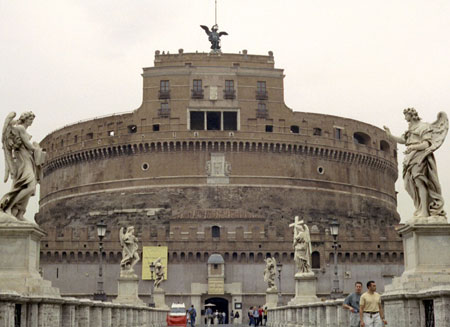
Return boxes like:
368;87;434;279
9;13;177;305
289;216;313;276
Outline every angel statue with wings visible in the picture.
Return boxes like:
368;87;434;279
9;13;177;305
153;257;165;289
263;257;277;292
291;217;313;276
1;111;46;223
384;109;448;221
119;226;140;277
200;24;228;52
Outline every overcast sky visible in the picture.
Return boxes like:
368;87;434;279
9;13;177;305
0;0;449;223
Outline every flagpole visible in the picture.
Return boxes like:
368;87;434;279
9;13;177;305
215;0;217;26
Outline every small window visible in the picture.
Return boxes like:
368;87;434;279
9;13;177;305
290;125;299;133
225;80;234;92
265;125;273;133
86;132;93;139
74;135;78;143
141;162;149;171
128;125;137;134
152;124;160;132
312;251;320;269
60;139;64;147
334;128;342;140
160;80;169;92
380;140;390;152
353;132;371;145
257;103;268;118
257;81;266;93
313;128;322;136
108;130;115;137
190;111;205;130
223;112;237;131
212;226;220;238
193;79;202;92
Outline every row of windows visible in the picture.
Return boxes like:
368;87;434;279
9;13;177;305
52;126;389;152
158;80;266;100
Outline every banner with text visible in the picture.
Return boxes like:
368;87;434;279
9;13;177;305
142;246;168;280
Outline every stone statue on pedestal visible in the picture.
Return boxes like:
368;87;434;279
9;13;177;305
1;111;45;224
119;226;140;277
264;257;277;292
384;109;448;222
290;216;313;277
154;257;165;289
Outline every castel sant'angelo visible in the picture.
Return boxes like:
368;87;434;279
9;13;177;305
36;29;403;315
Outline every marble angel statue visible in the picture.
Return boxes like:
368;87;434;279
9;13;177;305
119;226;140;277
291;217;313;276
1;111;46;223
263;257;277;291
153;257;165;289
384;109;448;220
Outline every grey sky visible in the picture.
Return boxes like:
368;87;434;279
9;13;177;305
1;0;449;222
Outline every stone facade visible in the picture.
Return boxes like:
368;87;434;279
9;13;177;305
36;51;403;314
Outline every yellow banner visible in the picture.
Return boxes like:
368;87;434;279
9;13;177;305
142;246;168;280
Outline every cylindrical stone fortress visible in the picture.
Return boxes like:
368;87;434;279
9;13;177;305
37;51;402;308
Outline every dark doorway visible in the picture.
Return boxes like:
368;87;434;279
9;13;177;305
205;297;229;324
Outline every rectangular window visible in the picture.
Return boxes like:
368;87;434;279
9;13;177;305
257;81;266;93
207;111;221;130
160;80;169;92
190;111;205;130
265;125;273;133
159;80;170;99
256;81;268;100
193;79;202;91
335;128;342;140
223;112;237;131
192;79;204;99
257;103;268;118
225;80;234;92
153;124;160;132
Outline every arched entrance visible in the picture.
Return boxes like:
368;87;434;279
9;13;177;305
205;297;229;324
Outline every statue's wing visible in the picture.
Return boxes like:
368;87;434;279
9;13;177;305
429;111;449;152
2;112;16;182
218;31;228;37
119;227;125;247
200;25;211;36
272;257;276;267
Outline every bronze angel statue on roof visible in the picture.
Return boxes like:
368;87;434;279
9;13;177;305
200;24;228;52
384;109;448;222
1;111;46;223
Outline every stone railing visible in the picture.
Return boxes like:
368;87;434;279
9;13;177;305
267;299;349;327
382;287;450;327
0;292;168;327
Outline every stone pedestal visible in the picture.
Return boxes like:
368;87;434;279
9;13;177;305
0;223;59;296
113;276;145;306
264;289;278;309
384;223;450;293
288;274;319;305
153;288;169;309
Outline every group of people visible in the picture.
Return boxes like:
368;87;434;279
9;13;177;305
247;306;268;326
204;307;238;325
343;281;388;327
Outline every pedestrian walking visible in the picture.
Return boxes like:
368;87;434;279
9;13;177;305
343;281;363;327
359;281;387;327
263;307;268;326
188;305;197;327
234;310;240;325
248;306;255;326
253;307;260;326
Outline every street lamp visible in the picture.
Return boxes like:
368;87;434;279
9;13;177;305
149;261;155;307
276;262;283;305
93;219;107;301
330;219;342;299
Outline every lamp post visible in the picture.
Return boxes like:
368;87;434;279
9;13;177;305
276;262;283;305
149;261;155;307
93;219;107;301
330;219;342;299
